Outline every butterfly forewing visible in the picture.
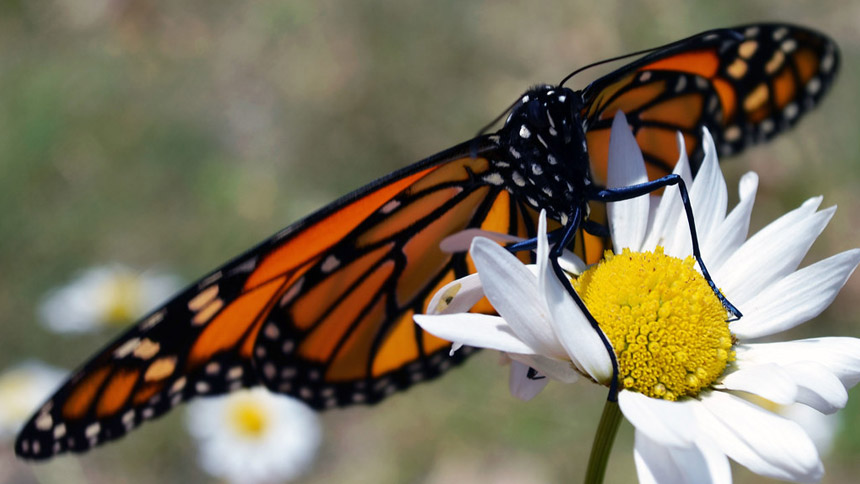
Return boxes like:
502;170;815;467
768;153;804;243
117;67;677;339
251;144;539;408
15;138;539;458
582;23;838;180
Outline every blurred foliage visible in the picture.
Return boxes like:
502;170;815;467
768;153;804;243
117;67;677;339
1;1;858;483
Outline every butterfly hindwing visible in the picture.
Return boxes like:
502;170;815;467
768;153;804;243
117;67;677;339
582;23;838;181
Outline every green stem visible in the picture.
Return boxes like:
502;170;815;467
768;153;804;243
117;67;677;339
583;399;623;484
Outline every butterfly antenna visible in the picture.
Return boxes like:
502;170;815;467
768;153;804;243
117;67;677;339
557;27;742;87
475;96;521;137
557;45;664;87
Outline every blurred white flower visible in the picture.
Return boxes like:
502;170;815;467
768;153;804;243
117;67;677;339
39;265;182;333
186;387;321;484
0;361;66;440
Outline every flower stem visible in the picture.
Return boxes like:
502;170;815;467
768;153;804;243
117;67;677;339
583;399;622;484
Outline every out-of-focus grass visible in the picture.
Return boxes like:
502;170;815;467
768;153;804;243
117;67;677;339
1;1;858;483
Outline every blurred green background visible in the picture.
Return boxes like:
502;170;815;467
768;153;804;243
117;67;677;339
1;1;859;483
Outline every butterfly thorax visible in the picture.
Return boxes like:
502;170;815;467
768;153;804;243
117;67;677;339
496;85;592;224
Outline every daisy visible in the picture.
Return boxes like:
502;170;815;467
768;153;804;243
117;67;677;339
0;361;65;440
39;264;182;333
186;387;321;484
414;112;860;483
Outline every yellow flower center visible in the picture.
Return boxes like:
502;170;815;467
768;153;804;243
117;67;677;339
573;247;734;401
227;397;269;438
102;274;142;326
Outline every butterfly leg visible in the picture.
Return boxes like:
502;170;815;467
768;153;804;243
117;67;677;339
506;220;608;254
590;174;743;321
549;204;621;401
504;229;563;253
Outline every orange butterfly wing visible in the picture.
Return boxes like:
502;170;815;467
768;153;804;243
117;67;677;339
15;138;537;459
250;143;538;407
581;23;838;184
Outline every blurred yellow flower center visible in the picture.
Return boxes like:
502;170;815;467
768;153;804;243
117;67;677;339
573;247;733;401
102;275;142;326
227;398;269;438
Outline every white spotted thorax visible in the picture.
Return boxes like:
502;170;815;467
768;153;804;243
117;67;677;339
494;85;591;223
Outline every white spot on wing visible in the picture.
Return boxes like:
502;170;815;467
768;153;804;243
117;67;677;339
227;366;244;380
141;310;165;331
35;413;52;431
279;278;304;306
321;255;340;273
784;102;799;120
85;423;100;439
264;322;280;340
773;27;789;41
806;77;821;95
381;199;400;214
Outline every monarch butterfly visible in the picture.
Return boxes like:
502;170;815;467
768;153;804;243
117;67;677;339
16;23;838;459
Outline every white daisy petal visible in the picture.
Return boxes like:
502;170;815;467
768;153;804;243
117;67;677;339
783;361;848;414
717;363;797;405
702;171;758;271
424;273;486;315
507;354;580;383
537;214;613;382
737;338;860;389
619;390;695;447
508;361;550;401
607;111;649;252
696;392;823;482
471;238;566;358
634;429;730;484
779;403;841;456
558;251;588;275
731;249;860;338
414;314;536;355
541;272;614;382
440;229;524;253
718;200;833;305
641;133;693;253
692;435;733;484
686;129;727;247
